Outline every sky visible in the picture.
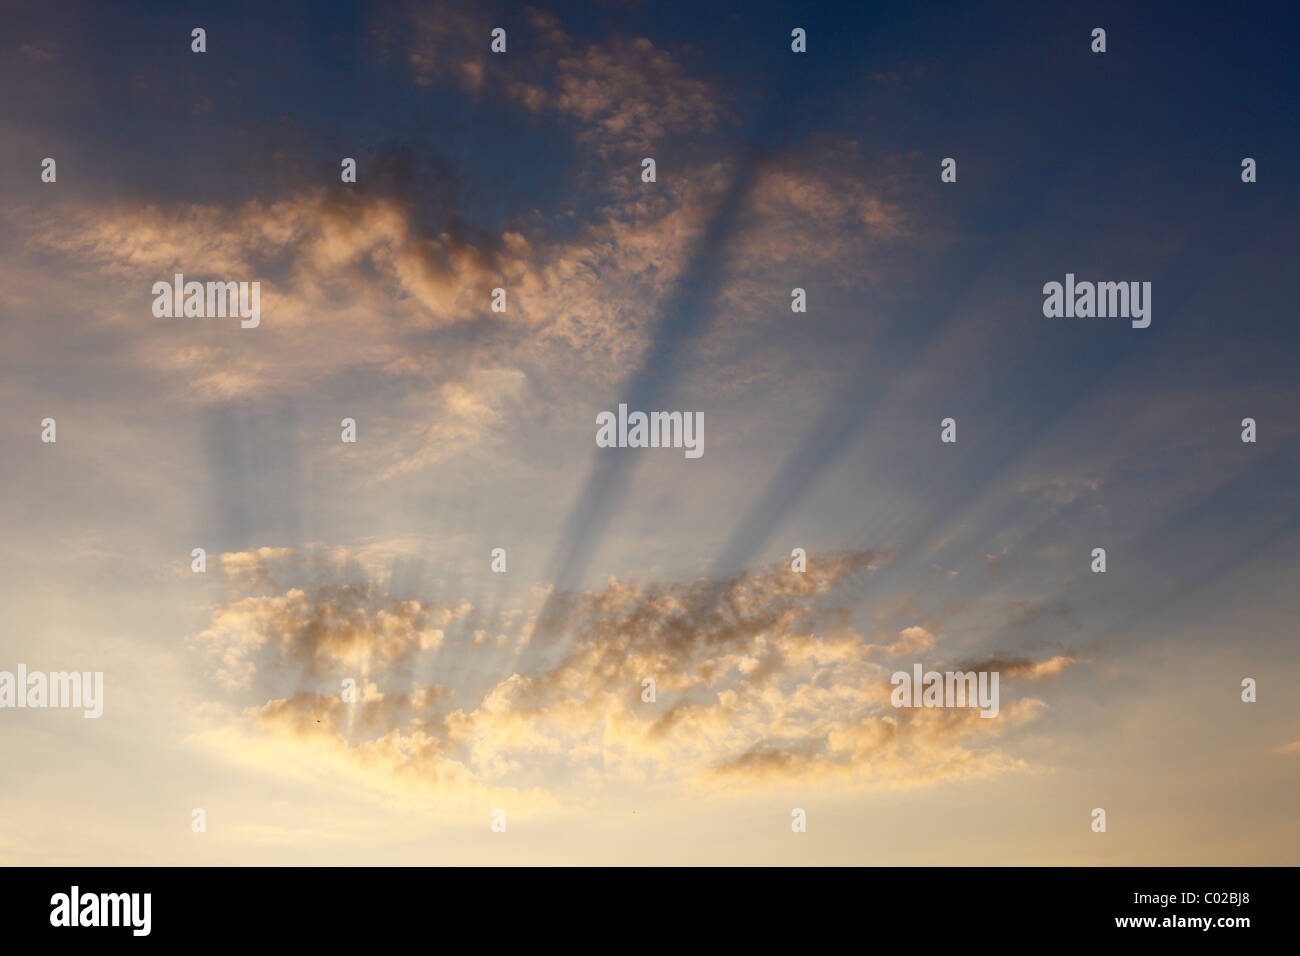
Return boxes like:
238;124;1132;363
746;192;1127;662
0;0;1297;865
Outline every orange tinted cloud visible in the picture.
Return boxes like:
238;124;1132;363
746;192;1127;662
192;546;1074;799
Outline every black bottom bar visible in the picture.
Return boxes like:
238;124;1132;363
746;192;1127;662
0;866;1286;942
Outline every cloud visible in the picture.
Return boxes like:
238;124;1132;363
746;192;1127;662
193;554;471;689
958;654;1079;680
190;546;1071;799
400;3;723;154
2;27;911;495
24;191;504;328
881;625;937;657
551;36;721;153
4;164;724;400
